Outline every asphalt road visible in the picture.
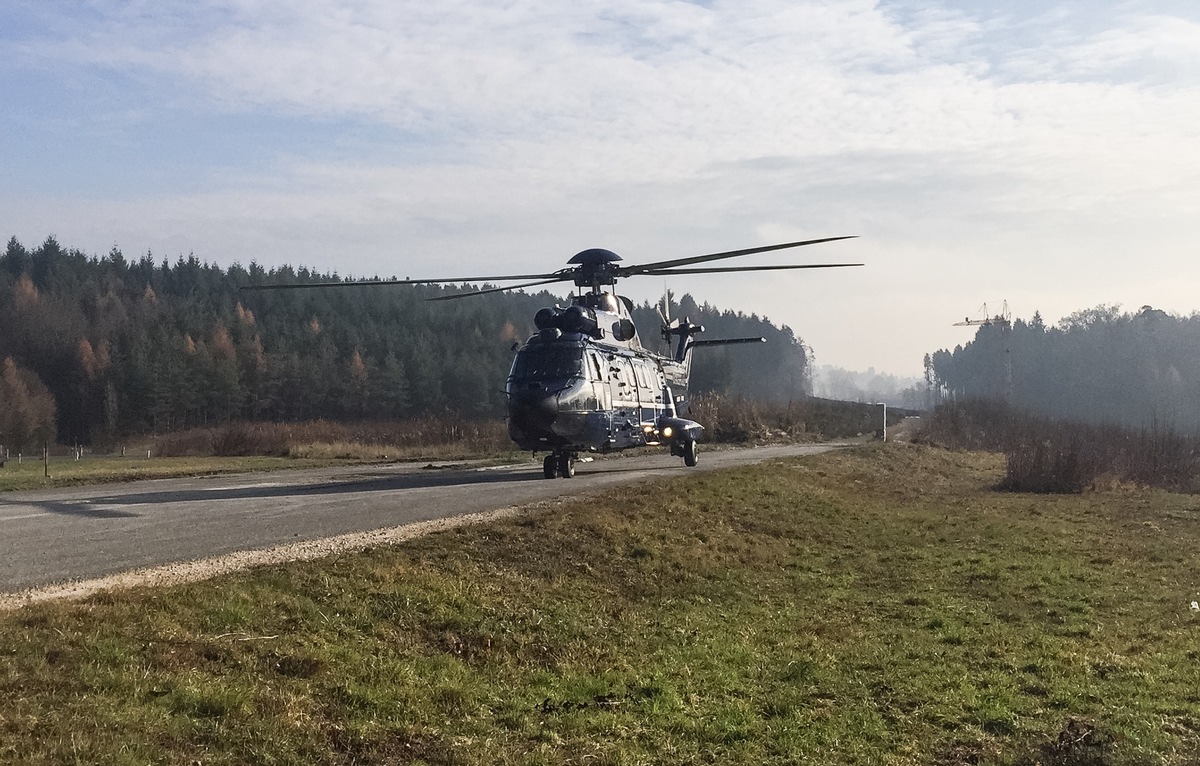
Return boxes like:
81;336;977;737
0;443;842;593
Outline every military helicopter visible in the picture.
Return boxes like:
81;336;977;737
246;236;860;478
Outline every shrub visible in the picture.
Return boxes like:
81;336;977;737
923;399;1200;493
687;394;909;443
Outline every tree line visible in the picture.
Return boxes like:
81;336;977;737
928;305;1200;433
810;364;927;409
0;236;816;449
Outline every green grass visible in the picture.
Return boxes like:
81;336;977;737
2;444;1199;764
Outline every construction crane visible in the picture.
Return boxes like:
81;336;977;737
953;301;1011;329
953;301;1012;401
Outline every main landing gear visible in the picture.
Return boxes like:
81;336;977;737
542;451;576;479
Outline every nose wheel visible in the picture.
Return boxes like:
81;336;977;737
671;438;699;467
543;452;576;479
682;438;698;467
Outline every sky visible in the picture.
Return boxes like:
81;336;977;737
3;0;1198;377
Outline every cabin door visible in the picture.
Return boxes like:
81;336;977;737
607;356;639;444
588;351;613;438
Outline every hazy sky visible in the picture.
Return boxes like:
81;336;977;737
3;1;1198;375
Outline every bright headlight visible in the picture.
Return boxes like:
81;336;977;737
662;426;673;439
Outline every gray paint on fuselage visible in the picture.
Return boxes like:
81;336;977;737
506;333;688;454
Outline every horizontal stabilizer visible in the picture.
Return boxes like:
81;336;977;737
689;337;766;348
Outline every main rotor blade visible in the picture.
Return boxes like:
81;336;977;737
426;277;569;301
639;262;863;276
618;236;857;276
241;272;562;291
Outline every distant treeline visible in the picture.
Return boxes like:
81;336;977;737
810;364;926;410
0;236;814;448
928;305;1200;433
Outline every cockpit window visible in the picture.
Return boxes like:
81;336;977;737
510;346;585;382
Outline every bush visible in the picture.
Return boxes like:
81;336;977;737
923;399;1200;493
687;394;910;443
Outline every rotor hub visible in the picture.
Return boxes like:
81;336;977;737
568;248;622;289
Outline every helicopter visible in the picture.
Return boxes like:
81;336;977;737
245;236;861;478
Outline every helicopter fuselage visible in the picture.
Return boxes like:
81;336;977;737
505;293;702;461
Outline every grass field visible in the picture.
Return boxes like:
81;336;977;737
2;444;1198;764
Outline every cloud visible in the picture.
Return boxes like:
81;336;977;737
1034;14;1200;82
4;0;1200;374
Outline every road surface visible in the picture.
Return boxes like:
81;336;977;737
0;444;842;594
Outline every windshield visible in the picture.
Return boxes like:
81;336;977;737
509;345;585;382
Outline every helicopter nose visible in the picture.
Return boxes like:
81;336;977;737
509;388;558;433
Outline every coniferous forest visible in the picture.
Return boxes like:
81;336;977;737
0;236;815;449
928;305;1200;433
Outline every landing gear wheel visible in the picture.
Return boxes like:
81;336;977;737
543;455;557;479
557;452;576;478
683;439;698;467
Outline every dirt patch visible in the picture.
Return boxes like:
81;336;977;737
1019;719;1120;766
887;416;924;443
